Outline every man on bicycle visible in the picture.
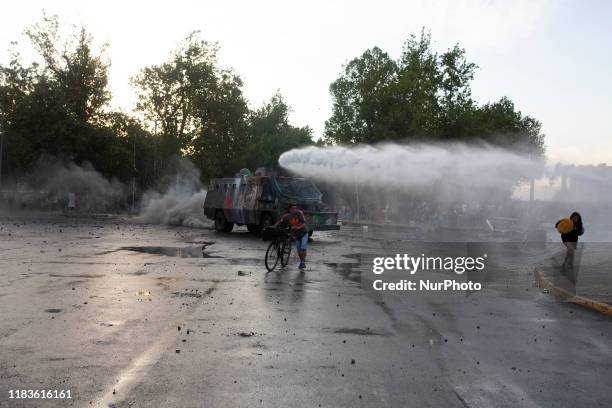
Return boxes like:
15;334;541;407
274;203;308;269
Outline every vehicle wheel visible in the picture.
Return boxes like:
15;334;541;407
247;224;261;234
280;239;292;267
265;241;280;271
214;211;234;232
214;211;226;232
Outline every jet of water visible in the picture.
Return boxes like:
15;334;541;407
279;143;544;202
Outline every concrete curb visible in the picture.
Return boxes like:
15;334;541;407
534;267;612;317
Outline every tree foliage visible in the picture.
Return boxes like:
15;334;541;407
1;19;543;196
131;33;222;158
1;19;313;188
0;15;134;181
25;15;111;123
132;34;312;180
325;30;544;156
242;93;313;170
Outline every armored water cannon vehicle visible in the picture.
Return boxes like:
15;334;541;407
203;168;340;235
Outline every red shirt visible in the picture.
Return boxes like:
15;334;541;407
279;210;306;231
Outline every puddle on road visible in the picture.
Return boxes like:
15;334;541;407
325;261;362;283
227;258;262;265
324;253;364;283
120;245;222;259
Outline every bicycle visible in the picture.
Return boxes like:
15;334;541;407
262;226;293;272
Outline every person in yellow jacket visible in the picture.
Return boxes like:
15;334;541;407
555;212;584;278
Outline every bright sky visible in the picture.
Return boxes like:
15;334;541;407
2;0;611;165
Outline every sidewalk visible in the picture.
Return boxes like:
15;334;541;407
535;244;612;316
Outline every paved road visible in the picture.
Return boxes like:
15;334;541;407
0;212;610;407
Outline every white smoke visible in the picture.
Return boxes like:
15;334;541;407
138;189;208;227
17;160;126;211
137;158;208;228
279;143;544;202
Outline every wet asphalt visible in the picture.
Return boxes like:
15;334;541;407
0;212;611;408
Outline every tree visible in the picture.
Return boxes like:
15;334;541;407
2;16;314;191
1;14;113;176
188;68;250;179
324;29;544;155
132;33;218;158
0;14;155;188
242;93;313;170
324;47;397;144
473;97;545;155
25;14;110;124
132;32;250;179
0;50;40;175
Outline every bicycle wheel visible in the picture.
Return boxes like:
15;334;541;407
280;238;292;267
265;241;280;271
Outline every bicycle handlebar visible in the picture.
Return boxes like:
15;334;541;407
263;226;297;241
